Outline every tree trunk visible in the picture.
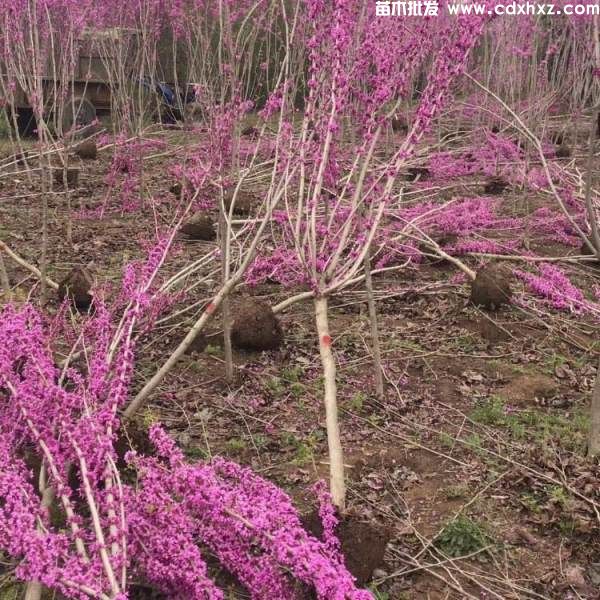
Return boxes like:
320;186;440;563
0;253;11;301
364;250;384;399
314;295;346;511
589;355;600;457
24;467;55;600
219;212;234;384
583;109;600;258
40;155;49;305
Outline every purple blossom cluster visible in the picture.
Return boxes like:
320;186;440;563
514;263;589;313
0;241;370;599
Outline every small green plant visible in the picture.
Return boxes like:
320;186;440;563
367;587;390;600
184;446;208;460
280;365;304;382
547;485;570;509
442;484;469;500
435;515;493;558
141;408;159;429
469;397;588;453
506;418;526;440
290;382;304;398
542;352;568;374
0;583;21;600
520;492;543;514
350;391;367;411
557;517;577;537
265;376;285;397
205;344;223;356
470;396;506;426
293;441;313;465
453;333;478;352
464;433;483;453
225;437;247;454
542;352;586;375
281;432;299;447
280;431;324;465
252;434;269;449
367;413;384;427
523;409;589;452
438;431;454;449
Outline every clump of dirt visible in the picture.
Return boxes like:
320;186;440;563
74;139;97;160
170;182;183;197
391;115;408;134
302;510;390;586
170;181;195;200
406;166;430;181
57;266;93;311
223;190;254;216
469;263;512;310
231;299;283;351
180;214;216;241
555;144;572;159
241;125;259;139
484;176;509;195
499;373;558;406
52;167;80;187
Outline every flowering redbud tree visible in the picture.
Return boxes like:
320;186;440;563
251;2;492;509
0;234;372;599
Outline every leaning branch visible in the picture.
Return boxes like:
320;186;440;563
0;239;59;290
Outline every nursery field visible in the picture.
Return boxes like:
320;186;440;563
0;2;600;600
2;116;600;599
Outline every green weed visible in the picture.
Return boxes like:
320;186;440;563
435;515;493;558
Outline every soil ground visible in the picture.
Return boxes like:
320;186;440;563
1;125;599;599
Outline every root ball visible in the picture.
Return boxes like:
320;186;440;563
484;176;509;195
74;139;97;160
470;263;512;310
58;266;93;311
223;190;254;216
391;115;408;134
231;299;283;351
180;214;216;241
53;167;80;188
555;144;571;159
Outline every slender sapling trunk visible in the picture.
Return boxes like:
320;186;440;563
314;295;346;511
589;355;600;457
363;249;384;399
219;211;234;383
